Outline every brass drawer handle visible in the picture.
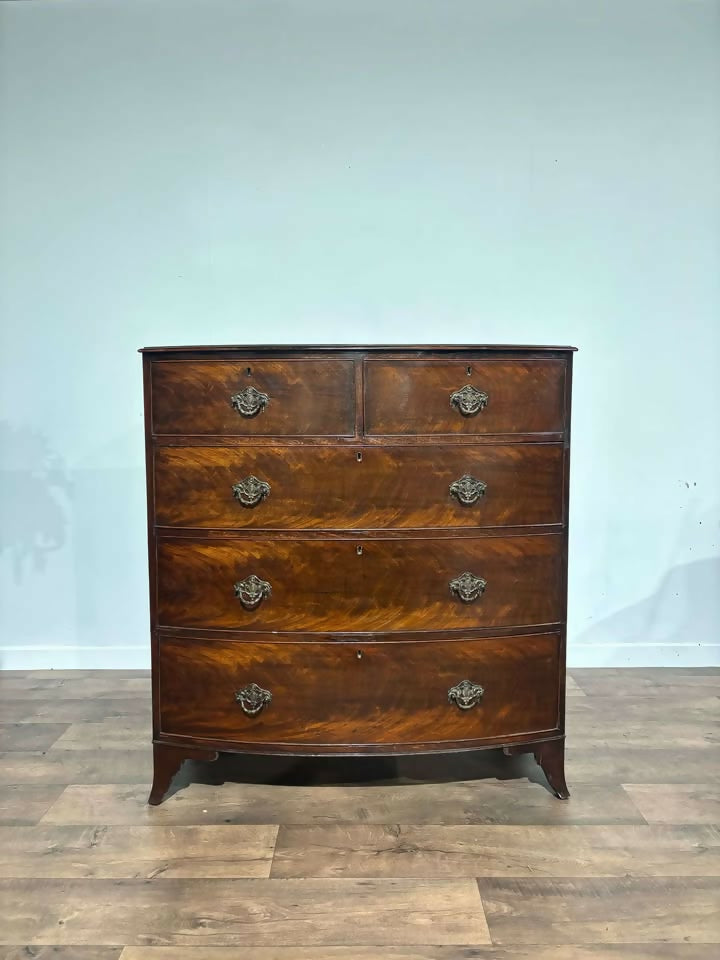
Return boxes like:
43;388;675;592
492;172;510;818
230;385;269;418
235;682;272;716
450;384;488;417
233;574;272;610
449;474;487;506
449;571;487;603
232;475;271;508
448;679;485;710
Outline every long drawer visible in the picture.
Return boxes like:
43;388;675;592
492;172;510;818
158;633;561;747
151;360;355;436
364;359;566;435
156;534;564;632
154;443;564;530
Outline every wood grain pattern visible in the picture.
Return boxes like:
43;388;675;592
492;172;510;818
151;360;356;436
0;723;69;751
157;634;560;748
116;947;720;960
0;949;122;960
0;784;67;826
270;823;720;877
115;943;716;960
567;694;719;748
0;877;490;946
566;747;720;784
5;668;720;960
0;825;278;878
157;534;564;632
0;751;151;785
475;876;720;944
573;668;720;697
622;784;720;824
144;346;572;803
153;443;564;530
364;359;566;435
52;719;148;751
2;667;716;955
0;699;150;724
0;676;150;699
39;780;646;827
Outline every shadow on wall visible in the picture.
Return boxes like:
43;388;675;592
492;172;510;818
572;557;720;663
0;421;72;582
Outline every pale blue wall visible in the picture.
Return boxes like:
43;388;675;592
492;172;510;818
1;0;719;668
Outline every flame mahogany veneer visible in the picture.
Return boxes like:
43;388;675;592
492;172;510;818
141;344;575;804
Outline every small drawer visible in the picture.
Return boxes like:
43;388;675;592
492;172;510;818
364;359;566;436
151;360;355;436
154;443;564;530
158;633;561;747
156;534;564;633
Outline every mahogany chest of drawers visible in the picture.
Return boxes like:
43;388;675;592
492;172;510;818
141;344;575;804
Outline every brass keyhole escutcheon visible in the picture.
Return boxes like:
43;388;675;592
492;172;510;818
356;545;363;555
356;451;363;462
356;650;363;659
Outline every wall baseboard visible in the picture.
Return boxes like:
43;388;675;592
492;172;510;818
567;643;720;668
1;643;719;671
0;646;151;671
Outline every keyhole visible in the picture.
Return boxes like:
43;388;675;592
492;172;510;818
356;451;363;462
356;545;363;555
246;366;252;377
467;365;472;376
356;650;363;659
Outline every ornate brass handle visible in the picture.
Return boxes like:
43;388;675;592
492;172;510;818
449;571;487;603
233;574;272;610
235;682;272;716
230;385;269;418
449;474;487;506
448;679;485;710
450;384;488;417
232;475;271;508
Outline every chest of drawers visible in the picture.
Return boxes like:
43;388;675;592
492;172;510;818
141;344;575;804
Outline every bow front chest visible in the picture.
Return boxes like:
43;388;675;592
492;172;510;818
141;344;575;803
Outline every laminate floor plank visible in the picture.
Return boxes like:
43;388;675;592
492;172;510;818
568;694;719;721
39;781;646;826
116;948;720;960
0;700;150;724
622;784;720;824
0;783;67;826
0;750;151;785
51;720;148;751
566;716;719;749
0;878;490;947
0;723;70;752
571;667;720;697
19;670;151;680
565;675;586;697
0;824;278;879
0;949;122;960
475;876;720;944
0;677;150;699
270;823;720;878
566;746;720;783
2;667;719;955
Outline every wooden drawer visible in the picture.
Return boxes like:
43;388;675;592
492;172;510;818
154;443;564;530
157;534;563;632
158;633;561;747
364;359;566;435
151;360;355;436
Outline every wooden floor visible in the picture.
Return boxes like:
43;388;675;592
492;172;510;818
0;668;718;958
